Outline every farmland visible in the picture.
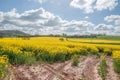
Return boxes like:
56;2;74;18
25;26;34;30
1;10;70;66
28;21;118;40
0;37;120;80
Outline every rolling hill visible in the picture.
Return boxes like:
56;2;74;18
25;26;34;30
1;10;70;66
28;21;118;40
0;30;30;37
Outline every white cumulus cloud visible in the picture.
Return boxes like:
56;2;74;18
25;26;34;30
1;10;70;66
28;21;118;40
70;0;118;14
0;8;95;35
0;8;120;35
94;24;116;35
95;0;118;11
104;15;120;25
70;0;95;13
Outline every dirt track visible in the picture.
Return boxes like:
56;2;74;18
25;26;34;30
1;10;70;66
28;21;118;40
10;56;119;80
106;57;120;80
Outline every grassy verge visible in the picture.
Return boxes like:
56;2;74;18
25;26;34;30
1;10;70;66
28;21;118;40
0;55;9;80
99;55;107;80
113;58;120;74
112;51;120;75
71;54;79;66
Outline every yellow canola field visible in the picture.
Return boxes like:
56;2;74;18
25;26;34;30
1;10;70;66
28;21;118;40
0;37;120;55
113;51;120;59
0;37;120;77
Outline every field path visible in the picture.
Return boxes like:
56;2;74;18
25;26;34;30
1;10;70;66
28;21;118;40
106;57;120;80
46;61;71;80
42;63;71;80
83;56;101;80
10;56;120;80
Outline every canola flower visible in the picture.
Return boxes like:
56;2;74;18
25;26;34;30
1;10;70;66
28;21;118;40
0;55;9;80
113;51;120;59
112;51;120;73
0;37;120;56
0;37;120;77
0;37;120;64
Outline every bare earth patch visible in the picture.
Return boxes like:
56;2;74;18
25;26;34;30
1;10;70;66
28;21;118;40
9;56;119;80
83;56;101;80
106;57;120;80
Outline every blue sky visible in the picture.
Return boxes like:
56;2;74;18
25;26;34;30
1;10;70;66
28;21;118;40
0;0;120;35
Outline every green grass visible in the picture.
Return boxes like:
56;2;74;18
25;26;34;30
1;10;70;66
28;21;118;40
72;55;79;66
113;58;120;74
69;35;120;41
99;57;107;80
78;42;120;45
97;36;120;40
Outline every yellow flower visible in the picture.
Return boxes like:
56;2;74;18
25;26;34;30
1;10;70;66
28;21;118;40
0;55;9;79
113;51;120;58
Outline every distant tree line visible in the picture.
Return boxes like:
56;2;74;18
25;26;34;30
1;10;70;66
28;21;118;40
0;33;106;38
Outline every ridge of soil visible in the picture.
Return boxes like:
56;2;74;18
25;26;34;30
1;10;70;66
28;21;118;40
9;56;119;80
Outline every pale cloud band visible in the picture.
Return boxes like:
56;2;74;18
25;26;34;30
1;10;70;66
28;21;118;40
0;8;120;35
28;0;45;3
